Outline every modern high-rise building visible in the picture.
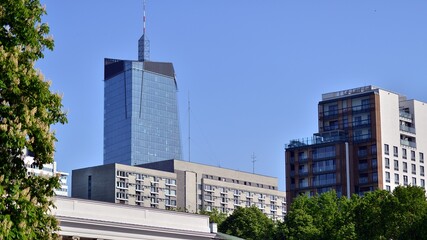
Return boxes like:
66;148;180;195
103;26;182;165
285;86;427;207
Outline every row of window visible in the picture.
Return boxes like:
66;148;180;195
385;172;426;187
116;170;176;185
203;185;283;202
203;174;276;190
385;158;425;175
384;144;424;162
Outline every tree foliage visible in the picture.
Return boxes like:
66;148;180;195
0;0;67;239
219;206;275;240
200;208;227;225
218;187;427;239
284;186;427;240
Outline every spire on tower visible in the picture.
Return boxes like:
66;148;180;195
138;0;150;61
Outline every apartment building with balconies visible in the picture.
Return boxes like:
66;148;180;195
285;86;427;207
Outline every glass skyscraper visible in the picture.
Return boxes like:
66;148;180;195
103;57;182;165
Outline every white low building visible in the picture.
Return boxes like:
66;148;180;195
53;196;218;240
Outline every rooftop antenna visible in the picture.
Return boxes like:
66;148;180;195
251;152;256;174
188;91;191;162
138;0;150;61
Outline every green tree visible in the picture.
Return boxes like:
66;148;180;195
0;0;67;239
283;191;357;240
219;206;275;240
200;208;227;225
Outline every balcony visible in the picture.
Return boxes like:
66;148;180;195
312;165;336;173
352;104;373;113
298;169;309;176
400;125;416;134
400;111;413;121
401;139;417;148
359;177;369;184
353;119;371;128
150;187;159;194
353;134;371;142
358;163;369;171
298;157;309;164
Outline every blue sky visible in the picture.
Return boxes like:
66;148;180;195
38;1;427;192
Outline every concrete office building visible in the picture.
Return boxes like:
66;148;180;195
103;21;182;166
285;86;427;206
72;159;286;220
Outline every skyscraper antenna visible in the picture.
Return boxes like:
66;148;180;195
251;152;256;174
143;0;146;35
138;0;150;61
188;91;191;162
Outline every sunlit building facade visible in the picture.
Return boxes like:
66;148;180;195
285;86;427;207
103;59;182;165
72;159;286;220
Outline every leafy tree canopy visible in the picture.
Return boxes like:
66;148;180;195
0;0;67;239
219;206;275;240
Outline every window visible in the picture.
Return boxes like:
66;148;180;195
88;175;92;200
412;177;417;186
421;179;425;188
412;164;416;174
394;160;399;171
385;158;390;169
394;174;399;184
165;178;176;185
372;159;377;168
312;173;336;186
313;146;336;159
403;162;408;173
386;185;391;191
420;153;424;163
404;175;408;186
421;166;425;177
326;104;338;116
373;172;378;182
117;171;128;178
393;146;398;157
358;146;368;157
371;144;377;154
411;150;416;161
384;144;389;155
385;172;390;183
165;189;176;196
402;148;407;159
359;160;368;171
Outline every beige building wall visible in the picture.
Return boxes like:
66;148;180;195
73;160;286;220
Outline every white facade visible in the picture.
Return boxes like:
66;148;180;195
24;150;69;196
53;196;217;240
379;89;427;192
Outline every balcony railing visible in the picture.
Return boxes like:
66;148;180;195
298;170;309;176
358;163;369;171
352;104;373;113
401;139;417;148
312;165;336;173
353;134;371;142
353;119;371;128
400;125;416;134
400;111;412;120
